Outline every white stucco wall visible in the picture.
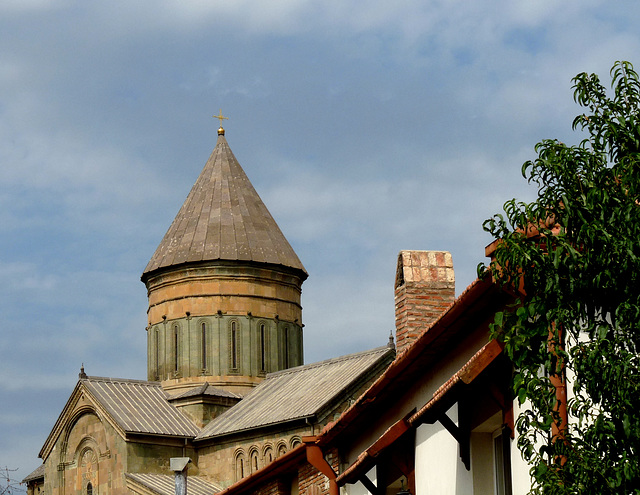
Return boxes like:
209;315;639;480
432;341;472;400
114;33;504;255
415;404;472;495
343;466;376;495
510;399;532;495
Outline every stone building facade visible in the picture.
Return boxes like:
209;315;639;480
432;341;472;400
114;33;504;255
24;125;395;495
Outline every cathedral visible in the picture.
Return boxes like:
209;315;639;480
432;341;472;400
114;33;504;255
23;124;396;495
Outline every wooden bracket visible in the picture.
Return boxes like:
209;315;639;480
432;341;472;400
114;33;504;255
437;412;470;471
359;475;379;495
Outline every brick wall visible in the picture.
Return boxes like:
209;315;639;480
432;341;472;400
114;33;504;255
255;478;291;495
298;448;338;495
394;251;455;354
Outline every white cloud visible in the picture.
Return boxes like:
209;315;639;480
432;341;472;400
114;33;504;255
2;0;640;479
0;0;69;14
0;262;57;292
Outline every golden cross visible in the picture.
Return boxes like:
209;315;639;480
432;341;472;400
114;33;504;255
213;109;229;127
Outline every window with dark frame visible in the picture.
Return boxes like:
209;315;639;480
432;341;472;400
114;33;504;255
260;323;266;372
283;326;289;368
173;324;179;373
201;322;207;371
231;321;238;370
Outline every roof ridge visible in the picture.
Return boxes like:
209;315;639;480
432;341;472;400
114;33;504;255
265;345;392;378
169;382;242;400
83;376;161;386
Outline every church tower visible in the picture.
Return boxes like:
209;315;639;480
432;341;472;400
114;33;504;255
141;124;307;397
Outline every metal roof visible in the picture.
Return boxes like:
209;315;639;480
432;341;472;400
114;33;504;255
169;382;242;401
142;134;306;279
83;377;200;437
125;473;220;495
196;346;394;441
22;464;45;483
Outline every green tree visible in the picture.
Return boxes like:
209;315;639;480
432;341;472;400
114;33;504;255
481;61;640;494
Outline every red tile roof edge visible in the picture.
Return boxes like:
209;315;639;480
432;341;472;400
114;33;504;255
215;444;307;495
316;276;499;447
336;338;504;486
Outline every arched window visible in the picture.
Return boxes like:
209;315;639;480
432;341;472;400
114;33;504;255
263;445;274;464
86;483;93;495
173;324;179;374
277;443;287;458
154;327;159;379
250;449;259;473
235;452;245;481
201;322;207;371
283;326;289;368
260;323;267;372
230;321;238;370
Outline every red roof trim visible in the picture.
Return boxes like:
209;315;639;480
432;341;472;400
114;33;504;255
317;277;503;447
336;339;504;486
408;338;503;426
215;444;307;495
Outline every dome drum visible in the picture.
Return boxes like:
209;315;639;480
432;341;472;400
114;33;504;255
144;261;304;327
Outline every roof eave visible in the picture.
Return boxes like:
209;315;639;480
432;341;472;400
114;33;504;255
141;258;308;285
316;277;512;447
215;444;307;495
194;416;315;443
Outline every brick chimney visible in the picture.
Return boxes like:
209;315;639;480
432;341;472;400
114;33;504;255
394;251;455;354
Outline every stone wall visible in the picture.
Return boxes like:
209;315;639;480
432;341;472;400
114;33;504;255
197;428;308;488
42;396;196;495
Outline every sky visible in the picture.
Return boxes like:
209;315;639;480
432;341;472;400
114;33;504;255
1;0;639;482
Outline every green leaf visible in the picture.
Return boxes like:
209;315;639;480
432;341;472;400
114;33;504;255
482;61;640;494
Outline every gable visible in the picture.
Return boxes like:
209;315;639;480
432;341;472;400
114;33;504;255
82;377;200;437
40;381;105;461
40;377;200;461
63;411;108;465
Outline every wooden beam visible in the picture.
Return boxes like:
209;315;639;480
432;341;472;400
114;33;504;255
438;413;462;444
437;412;470;471
359;475;379;495
366;419;410;458
306;445;339;495
459;339;504;384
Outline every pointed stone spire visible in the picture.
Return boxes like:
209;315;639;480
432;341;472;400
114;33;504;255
142;133;306;280
141;128;307;396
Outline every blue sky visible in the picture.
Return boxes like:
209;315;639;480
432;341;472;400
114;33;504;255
2;0;639;480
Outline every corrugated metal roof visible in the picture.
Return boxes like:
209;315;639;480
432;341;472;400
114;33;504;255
83;377;200;437
170;383;242;401
196;346;393;440
142;134;306;279
22;464;44;483
125;473;220;495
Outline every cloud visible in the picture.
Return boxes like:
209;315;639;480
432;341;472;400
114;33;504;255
0;262;57;292
2;0;640;479
0;0;69;14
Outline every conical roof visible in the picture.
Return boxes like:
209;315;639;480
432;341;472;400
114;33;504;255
143;133;306;279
